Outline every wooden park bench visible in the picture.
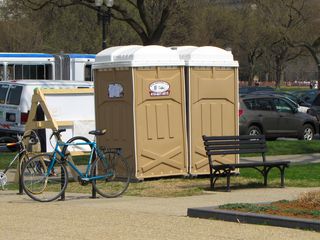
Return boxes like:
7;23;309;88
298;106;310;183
202;135;290;192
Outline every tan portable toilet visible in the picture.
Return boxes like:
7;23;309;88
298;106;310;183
175;46;239;175
93;45;188;179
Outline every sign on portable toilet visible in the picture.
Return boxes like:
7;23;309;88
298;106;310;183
93;45;187;179
174;46;239;175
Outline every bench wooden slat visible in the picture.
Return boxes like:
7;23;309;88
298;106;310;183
212;161;290;169
205;144;266;151
207;148;267;155
203;135;265;141
204;139;266;146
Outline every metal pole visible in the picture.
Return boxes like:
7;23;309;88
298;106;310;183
91;164;97;199
18;152;23;195
60;166;65;201
102;11;107;50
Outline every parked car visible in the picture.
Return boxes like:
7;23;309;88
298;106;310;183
239;86;274;94
244;91;311;113
292;89;318;105
306;92;320;121
239;94;319;140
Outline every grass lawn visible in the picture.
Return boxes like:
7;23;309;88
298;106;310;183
3;162;320;197
278;86;309;91
1;140;319;169
1;139;320;197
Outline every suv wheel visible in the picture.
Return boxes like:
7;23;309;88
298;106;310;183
299;124;314;141
247;125;262;136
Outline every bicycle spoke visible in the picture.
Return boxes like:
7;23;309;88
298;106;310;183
91;151;130;198
22;154;68;202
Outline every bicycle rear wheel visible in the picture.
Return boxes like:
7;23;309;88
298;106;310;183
21;153;68;202
91;150;130;198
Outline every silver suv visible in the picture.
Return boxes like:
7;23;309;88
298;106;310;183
239;94;319;140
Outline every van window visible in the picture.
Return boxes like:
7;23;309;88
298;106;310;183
85;64;92;81
6;85;23;105
0;84;9;104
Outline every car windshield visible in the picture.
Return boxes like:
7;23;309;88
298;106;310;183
6;85;23;105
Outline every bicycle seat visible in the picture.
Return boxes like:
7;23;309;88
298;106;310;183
89;129;106;136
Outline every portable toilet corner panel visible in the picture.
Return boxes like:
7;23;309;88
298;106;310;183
93;45;188;179
176;46;239;175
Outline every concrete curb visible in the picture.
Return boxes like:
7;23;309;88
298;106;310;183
187;207;320;232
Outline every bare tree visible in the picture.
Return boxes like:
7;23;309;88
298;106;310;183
253;0;308;88
236;4;266;86
285;0;320;89
20;0;183;45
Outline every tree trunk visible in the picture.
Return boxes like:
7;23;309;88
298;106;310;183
275;60;282;89
248;65;255;86
318;64;320;91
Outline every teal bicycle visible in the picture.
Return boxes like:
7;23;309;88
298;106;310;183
21;129;131;202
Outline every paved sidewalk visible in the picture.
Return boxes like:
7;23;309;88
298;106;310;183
1;154;319;239
1;187;320;240
241;153;320;164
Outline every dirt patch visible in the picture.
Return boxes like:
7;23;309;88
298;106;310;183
219;190;320;220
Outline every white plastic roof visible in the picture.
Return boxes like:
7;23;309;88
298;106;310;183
173;46;239;67
94;45;184;68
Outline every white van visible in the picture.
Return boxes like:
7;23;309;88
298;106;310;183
0;80;93;138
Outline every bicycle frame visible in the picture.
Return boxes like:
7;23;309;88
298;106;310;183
46;140;111;181
2;147;27;175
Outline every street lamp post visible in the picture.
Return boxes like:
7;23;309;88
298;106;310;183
95;0;114;50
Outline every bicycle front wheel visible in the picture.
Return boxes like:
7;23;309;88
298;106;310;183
22;154;68;202
91;151;130;198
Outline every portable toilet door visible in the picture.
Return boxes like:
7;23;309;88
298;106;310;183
176;46;239;175
93;45;188;179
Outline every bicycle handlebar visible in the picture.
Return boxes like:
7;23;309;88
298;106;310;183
49;129;66;140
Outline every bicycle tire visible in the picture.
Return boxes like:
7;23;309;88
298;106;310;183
21;153;68;202
91;150;130;198
62;136;92;155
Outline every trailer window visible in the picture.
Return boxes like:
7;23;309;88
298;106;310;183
7;65;14;80
0;64;4;81
8;64;53;80
6;85;23;105
0;84;9;104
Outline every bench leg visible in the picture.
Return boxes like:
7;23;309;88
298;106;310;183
226;169;231;192
280;166;285;188
210;167;214;189
263;166;268;187
210;169;220;190
263;167;272;187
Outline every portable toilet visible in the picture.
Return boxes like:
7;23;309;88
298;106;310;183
93;45;187;179
174;46;239;175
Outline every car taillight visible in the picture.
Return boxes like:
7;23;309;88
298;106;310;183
239;109;244;117
21;112;29;124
